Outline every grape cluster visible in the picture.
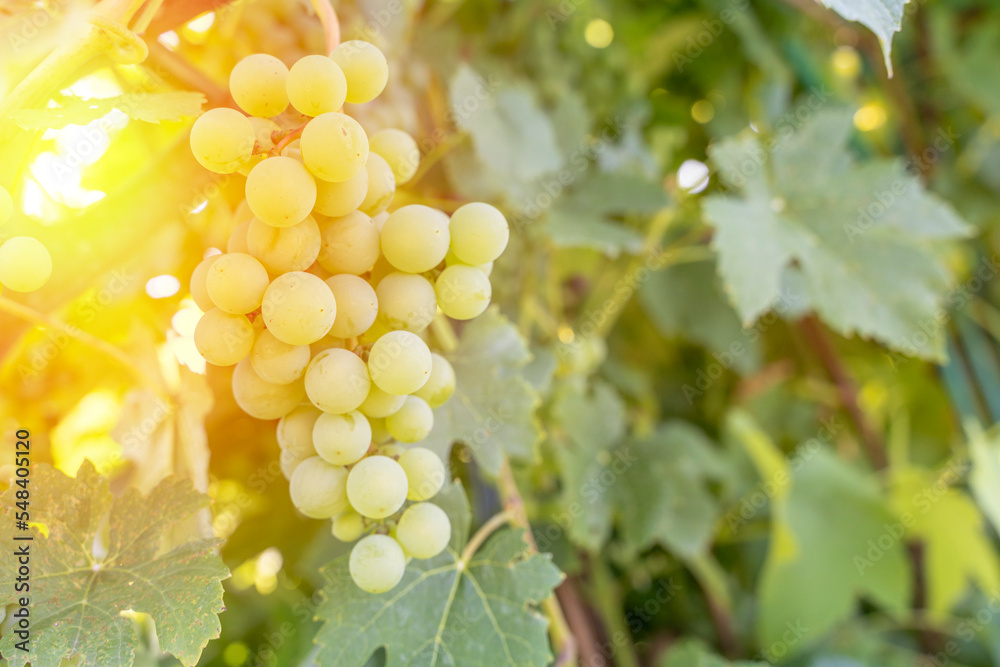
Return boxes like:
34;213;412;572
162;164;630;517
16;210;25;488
188;43;509;593
0;185;52;294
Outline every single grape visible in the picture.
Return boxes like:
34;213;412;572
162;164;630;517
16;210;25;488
277;405;321;457
304;348;371;413
367;330;432;395
347;455;408;519
314;167;369;217
358;153;395;217
332;510;366;542
399;447;447;501
190;254;221;312
247;215;321;274
245;156;317;228
0;185;13;224
250;329;311;384
372;211;389;234
386;395;434;443
370;418;393;445
261;271;337;345
227;220;251;254
413;353;456;408
448;202;509;265
369;128;419;185
395;502;451;559
358;385;406;419
317;211;380;275
190;108;256;173
435;264;491;320
289;456;349;518
325;274;378;338
287;54;347;116
380;205;450;274
313;410;372;465
231;358;305;419
230;53;289;117
281;447;310;481
0;237;51;292
349;534;405;593
194;308;255;366
375;272;436;333
330;41;389;104
445;248;492;276
205;252;269;314
300;112;369;182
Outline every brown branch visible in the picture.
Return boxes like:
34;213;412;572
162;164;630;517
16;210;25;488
556;578;601;667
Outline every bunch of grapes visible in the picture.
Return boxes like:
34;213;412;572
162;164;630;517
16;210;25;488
0;185;52;294
187;42;509;594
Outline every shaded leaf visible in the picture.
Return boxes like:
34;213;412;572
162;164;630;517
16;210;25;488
817;0;909;74
11;93;206;130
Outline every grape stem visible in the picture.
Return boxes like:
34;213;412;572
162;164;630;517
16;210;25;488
308;0;341;55
271;125;307;156
458;510;512;564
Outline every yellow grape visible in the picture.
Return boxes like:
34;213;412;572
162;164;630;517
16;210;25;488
246;215;321;274
448;202;509;265
313;410;372;465
413;353;456;408
231;358;305;419
399;447;446;501
205;252;269;314
385;395;434;443
395;503;450;559
435;264;491;320
346;455;408;519
380;205;449;273
314;166;369;217
261;271;337;345
325;274;378;338
330;40;389;104
358;153;395;216
190;254;221;312
367;330;432;395
305;348;371;413
358;385;406;419
287;54;347;116
289;456;349;518
194;308;255;366
369;128;420;185
250;329;311;384
349;534;404;593
332;510;366;542
300;112;369;182
375;272;436;333
190;108;256;174
0;236;51;292
245;156;317;228
230;53;289;117
227;220;252;254
317;211;380;275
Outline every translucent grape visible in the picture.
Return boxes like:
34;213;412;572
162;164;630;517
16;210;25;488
317;211;380;275
230;53;289;117
277;405;321;456
325;274;378;338
346;455;408;519
395;503;451;559
332;510;365;542
231;358;305;419
367;330;432;395
313;410;372;465
227;220;251;254
245;157;317;228
287;54;347;117
372;211;389;234
190;254;220;312
399;447;447;501
300;112;368;182
0;236;51;293
380;205;450;274
261;271;337;345
205;252;269;314
313;167;368;217
444;249;492;276
281;447;310;481
448;202;509;265
370;418;393;445
358;385;406;419
305;348;371;413
194;308;255;366
250;329;311;384
358;153;395;217
349;534;405;593
330;41;388;104
247;215;321;274
435;264;491;320
375;272;436;333
413;353;456;408
190;108;256;173
369;128;419;185
289;456;349;518
386;395;434;443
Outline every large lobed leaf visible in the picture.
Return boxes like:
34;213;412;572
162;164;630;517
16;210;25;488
817;0;909;74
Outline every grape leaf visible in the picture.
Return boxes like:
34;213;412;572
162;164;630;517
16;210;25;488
422;309;542;476
0;461;228;667
968;421;1000;536
10;92;206;130
816;0;909;74
705;108;970;361
659;638;766;666
313;483;562;667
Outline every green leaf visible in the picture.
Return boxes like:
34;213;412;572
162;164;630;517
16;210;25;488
10;92;206;130
816;0;909;74
968;421;1000;537
705;108;970;361
422;309;542;476
0;461;228;667
659;638;766;666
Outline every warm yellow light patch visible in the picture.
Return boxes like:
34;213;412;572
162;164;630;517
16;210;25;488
585;19;614;48
691;100;714;124
832;46;861;79
51;390;124;476
854;103;887;132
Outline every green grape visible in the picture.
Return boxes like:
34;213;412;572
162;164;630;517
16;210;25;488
230;53;289;117
250;329;311;384
231;358;305;419
367;330;432;395
358;385;406;419
369;128;419;185
444;249;492;276
194;308;255;366
247;215;321;274
287;54;347;116
300;112;369;182
313;410;372;465
372;211;389;234
346;455;408;519
0;236;51;292
349;534;405;593
435;264;491;320
314;166;368;217
227;220;251;254
375;272;436;333
304;348;371;413
385;395;434;443
190;254;221;312
0;185;13;224
277;405;321;457
447;202;509;265
280;139;302;162
289;456;349;519
370;418;393;445
367;254;394;287
399;447;446;501
358;153;395;217
395;502;451;559
380;205;450;273
330;41;388;104
413;353;456;408
261;271;337;345
325;274;378;338
332;510;366;542
317;211;380;275
245;156;317;228
189;108;256;173
280;447;310;480
205;252;269;314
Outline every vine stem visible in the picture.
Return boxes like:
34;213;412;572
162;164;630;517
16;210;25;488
271;125;306;155
308;0;341;55
587;560;641;667
686;553;739;658
459;510;512;564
